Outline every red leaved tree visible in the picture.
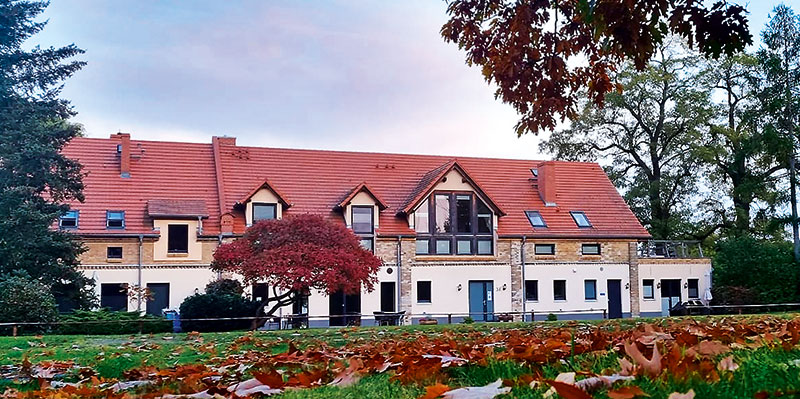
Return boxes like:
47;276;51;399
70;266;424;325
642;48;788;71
212;214;382;324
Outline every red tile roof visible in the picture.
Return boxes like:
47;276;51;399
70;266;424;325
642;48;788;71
147;199;208;218
61;136;651;239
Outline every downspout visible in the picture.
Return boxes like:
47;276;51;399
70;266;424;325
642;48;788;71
521;236;526;320
137;234;143;312
396;236;401;315
217;234;224;279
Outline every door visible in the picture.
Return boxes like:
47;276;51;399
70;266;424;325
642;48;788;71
468;281;494;322
380;282;396;312
146;283;169;316
329;290;361;326
660;279;681;315
100;283;128;311
607;280;623;319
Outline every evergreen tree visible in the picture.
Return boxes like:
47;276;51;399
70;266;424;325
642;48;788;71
0;0;94;310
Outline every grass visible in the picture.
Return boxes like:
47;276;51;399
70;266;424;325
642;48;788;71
2;315;800;398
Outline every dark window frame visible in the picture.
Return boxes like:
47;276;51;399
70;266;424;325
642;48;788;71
584;279;597;300
554;280;567;301
106;210;125;229
582;243;601;255
415;191;494;256
643;279;655;299
251;202;277;223
570;211;592;228
525;210;547;228
417;281;432;303
106;246;123;259
167;224;190;254
534;243;555;255
60;210;79;229
525;280;538;301
688;279;699;299
352;205;375;253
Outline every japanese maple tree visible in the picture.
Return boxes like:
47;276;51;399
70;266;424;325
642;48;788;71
212;214;382;321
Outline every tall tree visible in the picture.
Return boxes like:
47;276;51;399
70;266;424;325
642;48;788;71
540;43;710;239
0;0;93;309
441;0;751;135
757;4;800;260
695;53;790;237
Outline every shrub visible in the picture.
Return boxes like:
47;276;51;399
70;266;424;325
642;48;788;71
713;236;799;304
461;316;474;324
57;309;171;335
710;286;758;306
205;278;244;296
547;313;558;321
179;291;259;332
0;272;59;334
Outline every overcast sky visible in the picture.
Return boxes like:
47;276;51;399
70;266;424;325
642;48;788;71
35;1;782;159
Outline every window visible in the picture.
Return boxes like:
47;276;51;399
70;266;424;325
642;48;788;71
107;246;123;259
525;280;538;301
416;192;493;255
570;211;592;228
359;238;374;252
167;224;189;253
525;211;547;228
252;203;276;222
106;211;125;229
643;279;654;299
100;283;128;311
584;280;597;300
60;210;79;229
351;206;373;234
688;279;699;298
582;243;601;255
534;244;555;255
554;280;567;301
417;281;431;303
414;198;429;233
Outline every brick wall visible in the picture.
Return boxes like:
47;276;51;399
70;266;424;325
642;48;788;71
523;239;631;263
80;238;218;265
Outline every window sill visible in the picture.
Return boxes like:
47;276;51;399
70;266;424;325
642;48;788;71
414;255;497;261
643;298;656;301
106;258;123;263
554;299;567;302
417;301;432;305
585;299;598;302
581;255;602;258
167;252;189;257
525;300;539;303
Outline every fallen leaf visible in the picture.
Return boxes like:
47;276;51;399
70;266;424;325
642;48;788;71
624;341;662;377
717;356;739;372
693;341;730;357
419;383;451;399
543;372;576;398
608;385;649;399
668;389;695;399
544;380;592;399
442;379;511;399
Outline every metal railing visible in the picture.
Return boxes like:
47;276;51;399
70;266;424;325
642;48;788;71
639;240;704;258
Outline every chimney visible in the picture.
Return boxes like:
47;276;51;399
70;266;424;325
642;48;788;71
538;161;557;207
214;136;236;146
112;133;131;178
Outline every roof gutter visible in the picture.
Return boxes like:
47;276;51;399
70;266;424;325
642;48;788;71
76;233;160;239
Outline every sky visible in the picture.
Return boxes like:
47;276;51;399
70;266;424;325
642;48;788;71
33;0;788;160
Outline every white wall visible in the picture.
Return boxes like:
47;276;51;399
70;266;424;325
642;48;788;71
524;263;630;317
637;261;713;316
410;265;513;318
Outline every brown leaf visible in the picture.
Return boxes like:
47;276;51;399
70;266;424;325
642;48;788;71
545;380;593;399
623;341;662;377
668;389;696;399
608;386;649;399
717;355;739;372
419;383;451;399
694;341;731;357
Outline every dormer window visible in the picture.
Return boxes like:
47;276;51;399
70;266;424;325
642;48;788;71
252;203;277;222
352;205;374;252
416;192;493;255
106;211;125;229
570;211;592;228
525;210;546;228
60;210;79;229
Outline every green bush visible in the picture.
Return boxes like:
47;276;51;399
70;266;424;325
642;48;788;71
57;309;171;335
547;313;558;321
713;236;799;304
0;272;59;334
461;316;474;324
205;278;244;296
179;291;259;332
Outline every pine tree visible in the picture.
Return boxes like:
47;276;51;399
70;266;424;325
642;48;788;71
0;0;94;310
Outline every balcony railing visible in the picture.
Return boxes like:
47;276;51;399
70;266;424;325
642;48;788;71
638;240;704;259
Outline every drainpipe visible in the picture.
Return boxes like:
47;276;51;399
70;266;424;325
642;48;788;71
396;236;401;315
217;234;224;279
137;234;143;312
521;236;527;320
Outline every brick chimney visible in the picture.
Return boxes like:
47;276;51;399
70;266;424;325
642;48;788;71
538;161;557;207
215;136;236;146
112;133;131;178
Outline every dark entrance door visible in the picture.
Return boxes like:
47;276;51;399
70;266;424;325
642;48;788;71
607;280;623;319
100;283;128;311
329;290;361;326
380;282;396;312
468;281;494;321
660;279;682;314
146;283;169;316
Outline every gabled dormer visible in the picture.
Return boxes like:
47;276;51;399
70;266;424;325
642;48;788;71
336;183;387;252
237;179;292;226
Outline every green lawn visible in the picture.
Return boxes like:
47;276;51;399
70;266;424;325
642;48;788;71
2;316;800;398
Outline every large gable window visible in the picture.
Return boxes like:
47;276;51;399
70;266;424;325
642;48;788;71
416;192;493;255
252;203;277;222
167;224;189;254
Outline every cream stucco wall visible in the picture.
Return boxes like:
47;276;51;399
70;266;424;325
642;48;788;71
152;219;204;261
343;191;380;229
410;264;513;318
245;188;283;226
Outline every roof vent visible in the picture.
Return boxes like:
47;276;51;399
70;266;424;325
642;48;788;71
530;168;538;177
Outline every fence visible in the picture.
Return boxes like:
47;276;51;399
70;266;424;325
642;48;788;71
679;302;800;316
0;308;609;337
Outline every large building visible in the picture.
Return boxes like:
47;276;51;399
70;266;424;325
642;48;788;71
59;133;711;325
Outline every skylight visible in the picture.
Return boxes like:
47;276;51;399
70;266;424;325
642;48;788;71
570;211;592;228
525;210;546;228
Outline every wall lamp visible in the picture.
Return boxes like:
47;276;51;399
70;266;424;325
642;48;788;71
457;284;462;291
684;282;688;289
625;282;630;290
502;283;507;291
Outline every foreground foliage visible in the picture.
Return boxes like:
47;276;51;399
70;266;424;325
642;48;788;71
2;315;800;398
